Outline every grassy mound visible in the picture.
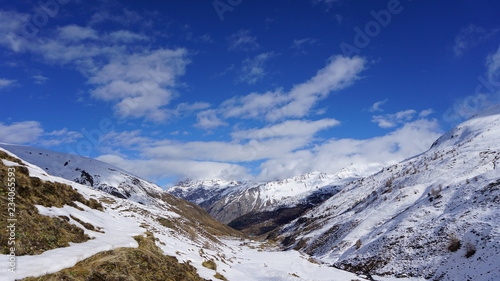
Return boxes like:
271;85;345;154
22;232;208;281
0;152;103;255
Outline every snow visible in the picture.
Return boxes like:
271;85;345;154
1;146;372;281
276;105;500;280
0;143;165;204
0;201;144;281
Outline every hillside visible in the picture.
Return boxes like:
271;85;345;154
0;146;366;281
271;105;500;280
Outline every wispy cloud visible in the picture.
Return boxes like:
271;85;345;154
58;25;98;41
237;52;275;85
372;109;417;128
291;38;318;54
32;75;48;84
228;29;259;51
368;99;388;112
0;121;81;146
445;44;500;122
212;55;366;123
231;119;340;140
453;24;498;57
0;78;18;90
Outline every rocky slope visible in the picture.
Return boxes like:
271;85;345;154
169;170;360;225
272;105;500;280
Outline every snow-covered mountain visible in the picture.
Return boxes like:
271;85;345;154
0;145;366;281
169;170;361;225
0;143;165;205
272;105;500;280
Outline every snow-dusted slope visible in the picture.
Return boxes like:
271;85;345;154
0;143;164;205
275;105;500;280
0;147;367;281
169;170;360;224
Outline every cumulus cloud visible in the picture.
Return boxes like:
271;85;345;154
90;48;190;121
256;118;442;180
94;116;441;182
0;11;192;122
195;110;228;130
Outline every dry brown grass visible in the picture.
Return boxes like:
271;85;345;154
0;153;103;255
22;232;209;281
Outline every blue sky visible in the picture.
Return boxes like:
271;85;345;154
0;0;499;186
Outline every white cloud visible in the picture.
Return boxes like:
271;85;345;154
445;45;500;122
89;48;190;121
96;154;250;182
94;115;441;182
0;121;43;144
368;99;388;112
453;24;498;57
0;78;17;90
372;109;417;128
237;52;275;85
313;0;340;11
195;110;228;130
0;10;30;52
58;25;98;41
32;75;48;84
108;30;149;42
291;38;318;54
419;108;434;118
89;9;145;27
39;128;83;147
231;119;340;140
0;10;189;122
256;118;442;180
219;55;366;122
228;29;259;51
